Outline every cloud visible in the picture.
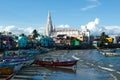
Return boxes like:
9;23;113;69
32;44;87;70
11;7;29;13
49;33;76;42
57;24;70;29
80;0;101;11
81;18;120;35
1;19;120;36
105;26;120;35
80;5;98;11
0;25;44;35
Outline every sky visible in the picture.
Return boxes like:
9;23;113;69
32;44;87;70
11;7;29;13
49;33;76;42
0;0;120;35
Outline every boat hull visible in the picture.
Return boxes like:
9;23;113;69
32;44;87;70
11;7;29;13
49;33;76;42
0;67;13;75
36;60;78;67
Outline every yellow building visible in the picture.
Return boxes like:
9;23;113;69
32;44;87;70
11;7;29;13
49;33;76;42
106;38;113;43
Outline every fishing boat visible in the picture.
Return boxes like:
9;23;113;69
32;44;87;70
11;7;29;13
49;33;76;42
2;50;35;67
0;66;13;75
0;61;14;75
2;50;30;59
35;57;78;67
0;60;23;75
4;57;34;67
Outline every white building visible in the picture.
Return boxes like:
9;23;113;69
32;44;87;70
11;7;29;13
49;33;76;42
55;29;80;37
82;26;90;43
44;11;91;43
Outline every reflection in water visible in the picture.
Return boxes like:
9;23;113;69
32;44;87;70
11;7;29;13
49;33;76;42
46;67;76;73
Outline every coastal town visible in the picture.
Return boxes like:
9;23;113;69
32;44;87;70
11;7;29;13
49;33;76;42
0;12;120;79
0;12;120;51
0;0;120;79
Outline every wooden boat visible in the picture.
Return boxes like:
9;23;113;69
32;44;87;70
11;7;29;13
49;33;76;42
2;50;30;59
35;57;78;67
2;50;35;67
0;62;14;75
104;52;120;57
4;58;34;67
0;67;13;75
0;59;23;74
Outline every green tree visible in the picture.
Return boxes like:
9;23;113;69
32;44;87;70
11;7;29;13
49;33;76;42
32;29;39;39
0;32;2;35
100;32;109;46
19;33;26;37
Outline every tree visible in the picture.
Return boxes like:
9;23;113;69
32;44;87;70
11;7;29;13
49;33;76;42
19;33;26;37
0;32;2;35
32;29;39;39
100;32;109;46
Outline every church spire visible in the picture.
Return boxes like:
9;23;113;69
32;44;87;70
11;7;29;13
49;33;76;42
45;11;53;36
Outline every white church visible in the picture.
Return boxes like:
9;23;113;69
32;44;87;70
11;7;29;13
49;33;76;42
44;11;90;43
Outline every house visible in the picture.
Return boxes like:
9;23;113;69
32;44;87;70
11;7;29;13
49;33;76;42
38;36;54;47
0;34;15;50
18;36;28;48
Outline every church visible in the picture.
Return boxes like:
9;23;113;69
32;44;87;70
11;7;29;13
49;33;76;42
44;11;90;43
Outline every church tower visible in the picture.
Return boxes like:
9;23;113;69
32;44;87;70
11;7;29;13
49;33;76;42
45;11;53;37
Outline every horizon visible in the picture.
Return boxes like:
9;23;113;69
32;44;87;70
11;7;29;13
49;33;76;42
0;0;120;35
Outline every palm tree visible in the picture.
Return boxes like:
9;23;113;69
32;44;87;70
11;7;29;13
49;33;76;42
32;29;39;39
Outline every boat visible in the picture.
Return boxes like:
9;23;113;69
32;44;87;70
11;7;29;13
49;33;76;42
0;60;23;75
4;57;34;67
0;67;13;75
2;50;31;59
0;61;14;75
35;57;78;67
104;52;120;57
2;50;35;67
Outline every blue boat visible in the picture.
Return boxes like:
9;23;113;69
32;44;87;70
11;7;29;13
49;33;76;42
1;50;35;67
0;60;23;75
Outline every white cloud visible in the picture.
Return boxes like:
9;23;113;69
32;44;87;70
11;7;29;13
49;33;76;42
81;18;120;35
105;26;120;35
57;24;70;29
80;5;98;11
0;25;44;35
80;0;101;11
1;19;120;36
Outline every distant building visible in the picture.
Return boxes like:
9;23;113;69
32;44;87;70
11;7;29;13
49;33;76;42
55;30;80;37
44;11;91;43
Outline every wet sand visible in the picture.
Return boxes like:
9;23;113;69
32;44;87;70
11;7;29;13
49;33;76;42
10;50;120;80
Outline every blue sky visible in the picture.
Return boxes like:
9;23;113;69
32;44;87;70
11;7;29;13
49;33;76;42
0;0;120;35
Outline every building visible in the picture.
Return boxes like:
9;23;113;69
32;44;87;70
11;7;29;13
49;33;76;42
0;32;16;50
44;11;91;43
44;11;54;37
18;35;28;48
55;29;80;37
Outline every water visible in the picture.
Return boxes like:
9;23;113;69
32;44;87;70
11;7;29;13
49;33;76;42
13;49;120;80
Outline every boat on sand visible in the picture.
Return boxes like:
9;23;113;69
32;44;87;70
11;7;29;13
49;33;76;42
35;57;78;67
